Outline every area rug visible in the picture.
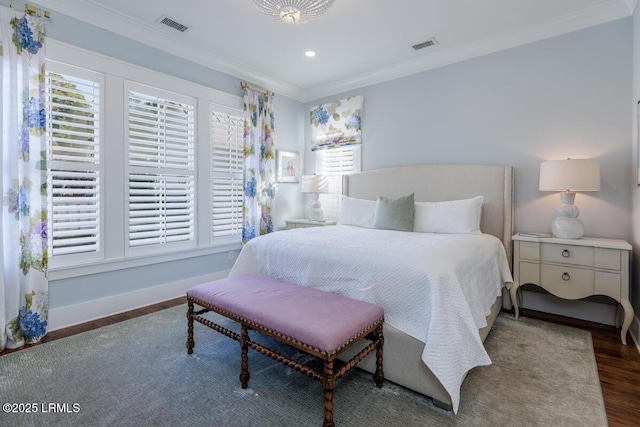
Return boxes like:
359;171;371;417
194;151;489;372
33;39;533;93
0;307;607;426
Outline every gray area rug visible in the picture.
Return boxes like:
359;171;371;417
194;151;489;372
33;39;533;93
0;306;607;426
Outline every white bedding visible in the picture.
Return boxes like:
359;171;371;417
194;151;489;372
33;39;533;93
229;225;513;412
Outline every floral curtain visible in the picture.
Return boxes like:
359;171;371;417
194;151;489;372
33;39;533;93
310;95;363;151
0;6;48;351
242;87;275;242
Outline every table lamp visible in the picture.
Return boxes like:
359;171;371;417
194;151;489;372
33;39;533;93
538;158;600;239
301;175;329;221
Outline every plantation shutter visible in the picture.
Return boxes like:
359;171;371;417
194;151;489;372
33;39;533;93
46;67;102;256
127;84;196;248
210;106;244;238
317;146;360;220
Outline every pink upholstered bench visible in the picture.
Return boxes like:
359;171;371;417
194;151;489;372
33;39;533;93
186;274;384;427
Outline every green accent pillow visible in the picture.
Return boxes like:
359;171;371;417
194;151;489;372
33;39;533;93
373;193;415;231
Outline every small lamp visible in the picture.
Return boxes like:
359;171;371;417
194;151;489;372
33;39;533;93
539;158;601;239
301;175;329;221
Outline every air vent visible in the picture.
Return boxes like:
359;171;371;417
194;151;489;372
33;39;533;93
157;15;189;33
412;38;438;51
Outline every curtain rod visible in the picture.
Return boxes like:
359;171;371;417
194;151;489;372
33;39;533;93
8;1;50;19
241;81;274;97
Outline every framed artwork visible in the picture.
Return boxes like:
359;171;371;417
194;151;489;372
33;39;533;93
277;150;300;183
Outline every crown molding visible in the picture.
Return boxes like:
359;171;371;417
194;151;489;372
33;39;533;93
621;0;639;13
34;0;634;103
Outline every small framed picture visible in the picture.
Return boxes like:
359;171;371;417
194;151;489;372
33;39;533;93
277;150;300;183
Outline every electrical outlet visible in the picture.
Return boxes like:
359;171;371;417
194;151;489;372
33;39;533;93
228;251;235;260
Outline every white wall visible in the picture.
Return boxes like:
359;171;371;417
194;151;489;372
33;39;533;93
305;19;634;324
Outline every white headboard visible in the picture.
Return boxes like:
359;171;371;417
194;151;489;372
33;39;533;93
342;164;514;264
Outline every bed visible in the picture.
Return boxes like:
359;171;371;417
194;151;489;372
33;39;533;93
229;164;514;413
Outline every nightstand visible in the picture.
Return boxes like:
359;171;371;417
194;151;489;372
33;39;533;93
285;219;337;230
511;234;633;345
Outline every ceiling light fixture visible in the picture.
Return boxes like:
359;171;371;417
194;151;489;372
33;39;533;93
252;0;336;25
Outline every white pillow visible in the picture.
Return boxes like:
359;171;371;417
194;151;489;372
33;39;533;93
337;196;376;228
413;196;484;234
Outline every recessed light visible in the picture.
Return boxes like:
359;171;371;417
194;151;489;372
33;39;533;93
305;51;316;57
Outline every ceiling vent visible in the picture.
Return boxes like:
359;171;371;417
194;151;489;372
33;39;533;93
157;15;189;33
412;38;438;51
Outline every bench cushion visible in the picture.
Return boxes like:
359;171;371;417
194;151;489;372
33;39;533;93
187;274;384;355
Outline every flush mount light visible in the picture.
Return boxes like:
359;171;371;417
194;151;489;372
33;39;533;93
305;51;316;57
252;0;336;24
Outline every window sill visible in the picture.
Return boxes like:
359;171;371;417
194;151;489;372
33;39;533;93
48;240;242;281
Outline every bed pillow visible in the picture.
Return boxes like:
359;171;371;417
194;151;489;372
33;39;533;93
337;196;376;228
413;196;483;234
373;193;415;232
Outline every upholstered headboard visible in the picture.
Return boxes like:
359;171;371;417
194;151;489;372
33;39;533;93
342;164;514;264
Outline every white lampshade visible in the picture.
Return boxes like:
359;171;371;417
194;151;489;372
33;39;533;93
301;175;329;194
539;159;601;192
538;158;600;239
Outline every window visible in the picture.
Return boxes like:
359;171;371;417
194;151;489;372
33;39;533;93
126;83;196;249
42;42;245;277
210;106;244;238
46;63;103;258
316;146;361;220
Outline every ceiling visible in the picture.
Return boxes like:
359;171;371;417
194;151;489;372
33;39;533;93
35;0;636;102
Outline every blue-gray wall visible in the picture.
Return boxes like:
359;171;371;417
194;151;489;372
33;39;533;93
41;9;305;311
631;5;640;334
305;19;634;323
10;2;637;325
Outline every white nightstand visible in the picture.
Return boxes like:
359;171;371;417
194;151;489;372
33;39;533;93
511;234;633;345
285;219;337;230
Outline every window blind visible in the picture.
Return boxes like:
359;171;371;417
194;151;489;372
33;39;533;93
316;146;361;220
127;85;195;247
310;95;363;151
46;69;102;256
210;108;243;238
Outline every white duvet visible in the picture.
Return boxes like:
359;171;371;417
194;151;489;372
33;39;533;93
229;225;513;412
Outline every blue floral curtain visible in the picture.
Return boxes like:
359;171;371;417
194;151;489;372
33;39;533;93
1;6;48;351
310;95;362;151
242;87;275;243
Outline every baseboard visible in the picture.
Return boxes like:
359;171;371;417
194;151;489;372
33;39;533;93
48;270;230;331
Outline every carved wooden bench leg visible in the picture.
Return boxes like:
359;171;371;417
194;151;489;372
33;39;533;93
186;301;195;354
374;325;384;388
323;360;335;427
239;325;250;388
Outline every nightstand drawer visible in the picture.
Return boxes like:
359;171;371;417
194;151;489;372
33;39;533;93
594;248;621;270
541;244;593;267
539;265;594;299
519;241;540;261
595;272;621;300
518;261;540;285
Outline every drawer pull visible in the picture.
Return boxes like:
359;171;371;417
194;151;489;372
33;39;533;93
561;249;570;258
562;272;570;281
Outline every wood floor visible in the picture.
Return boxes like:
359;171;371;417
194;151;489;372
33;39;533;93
1;300;639;426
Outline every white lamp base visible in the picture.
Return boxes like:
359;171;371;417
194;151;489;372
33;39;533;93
308;193;324;221
551;192;584;239
551;217;584;239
